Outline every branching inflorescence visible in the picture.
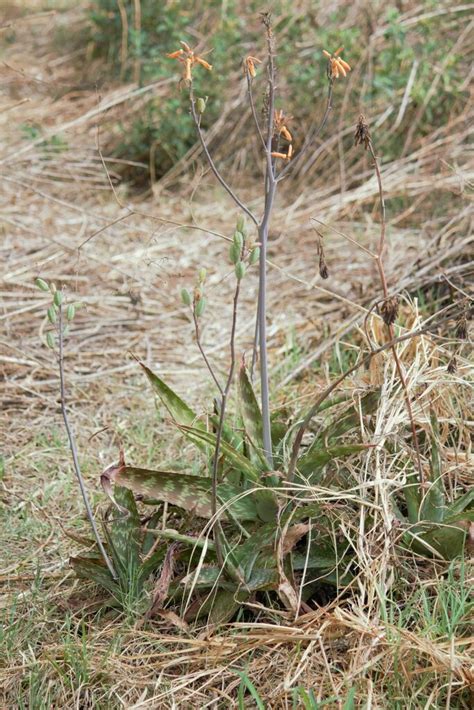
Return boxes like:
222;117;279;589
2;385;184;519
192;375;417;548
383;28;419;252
167;16;351;476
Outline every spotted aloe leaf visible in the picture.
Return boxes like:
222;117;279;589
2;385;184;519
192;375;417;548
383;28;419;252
420;411;446;523
410;523;468;560
297;443;368;478
138;361;206;448
105;486;141;579
178;424;260;482
69;555;118;595
239;365;265;465
208;589;249;625
105;464;259;521
180;565;279;592
447;489;474;517
307;390;379;453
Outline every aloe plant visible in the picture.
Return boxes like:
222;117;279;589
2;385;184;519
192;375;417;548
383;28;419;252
393;412;473;560
71;358;373;619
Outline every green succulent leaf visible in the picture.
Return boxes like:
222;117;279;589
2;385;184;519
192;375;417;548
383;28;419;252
69;555;118;595
139;361;206;443
297;444;367;477
178;425;260;482
112;465;259;521
420;411;446;522
208;589;248;625
445;489;474;517
239;365;266;466
410;523;468;560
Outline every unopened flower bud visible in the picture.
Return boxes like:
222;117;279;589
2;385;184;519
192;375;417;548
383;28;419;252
198;268;207;283
66;305;76;321
195;296;207;317
46;332;55;349
229;243;240;264
35;278;49;292
180;288;192;306
235;261;246;280
249;246;260;265
233;230;244;250
196;97;207;113
53;290;63;307
47;306;57;324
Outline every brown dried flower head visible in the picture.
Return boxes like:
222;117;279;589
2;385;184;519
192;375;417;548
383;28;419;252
455;314;468;340
354;114;371;150
319;253;329;280
379;296;399;326
447;357;457;374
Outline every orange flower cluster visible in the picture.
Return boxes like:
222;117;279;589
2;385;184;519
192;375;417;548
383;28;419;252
322;47;351;79
166;41;212;83
271;109;293;161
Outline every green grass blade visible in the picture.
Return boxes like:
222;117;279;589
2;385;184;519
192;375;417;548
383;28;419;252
234;670;265;709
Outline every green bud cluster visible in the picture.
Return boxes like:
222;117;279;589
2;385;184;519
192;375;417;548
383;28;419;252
35;277;77;348
180;267;209;317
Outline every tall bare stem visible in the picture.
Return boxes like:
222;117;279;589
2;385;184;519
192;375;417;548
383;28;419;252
57;305;117;579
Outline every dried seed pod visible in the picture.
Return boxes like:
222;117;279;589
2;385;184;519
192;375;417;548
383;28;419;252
47;306;57;324
46;332;55;349
319;253;329;279
249;246;260;265
380;296;399;326
235;261;246;280
66;304;76;321
354;114;371;150
35;278;49;292
447;357;457;374
53;290;63;307
455;315;468;340
229;242;240;265
180;288;192;306
194;296;207;317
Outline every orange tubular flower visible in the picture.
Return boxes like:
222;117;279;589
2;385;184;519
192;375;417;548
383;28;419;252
322;47;351;80
167;40;213;83
245;55;261;78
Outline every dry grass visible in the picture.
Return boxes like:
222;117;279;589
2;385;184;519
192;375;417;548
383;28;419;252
1;1;473;708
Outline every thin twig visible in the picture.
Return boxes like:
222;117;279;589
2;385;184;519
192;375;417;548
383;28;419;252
192;310;224;396
368;139;424;485
246;72;266;152
277;81;334;182
57;304;117;579
255;12;278;467
189;86;258;226
211;278;242;566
